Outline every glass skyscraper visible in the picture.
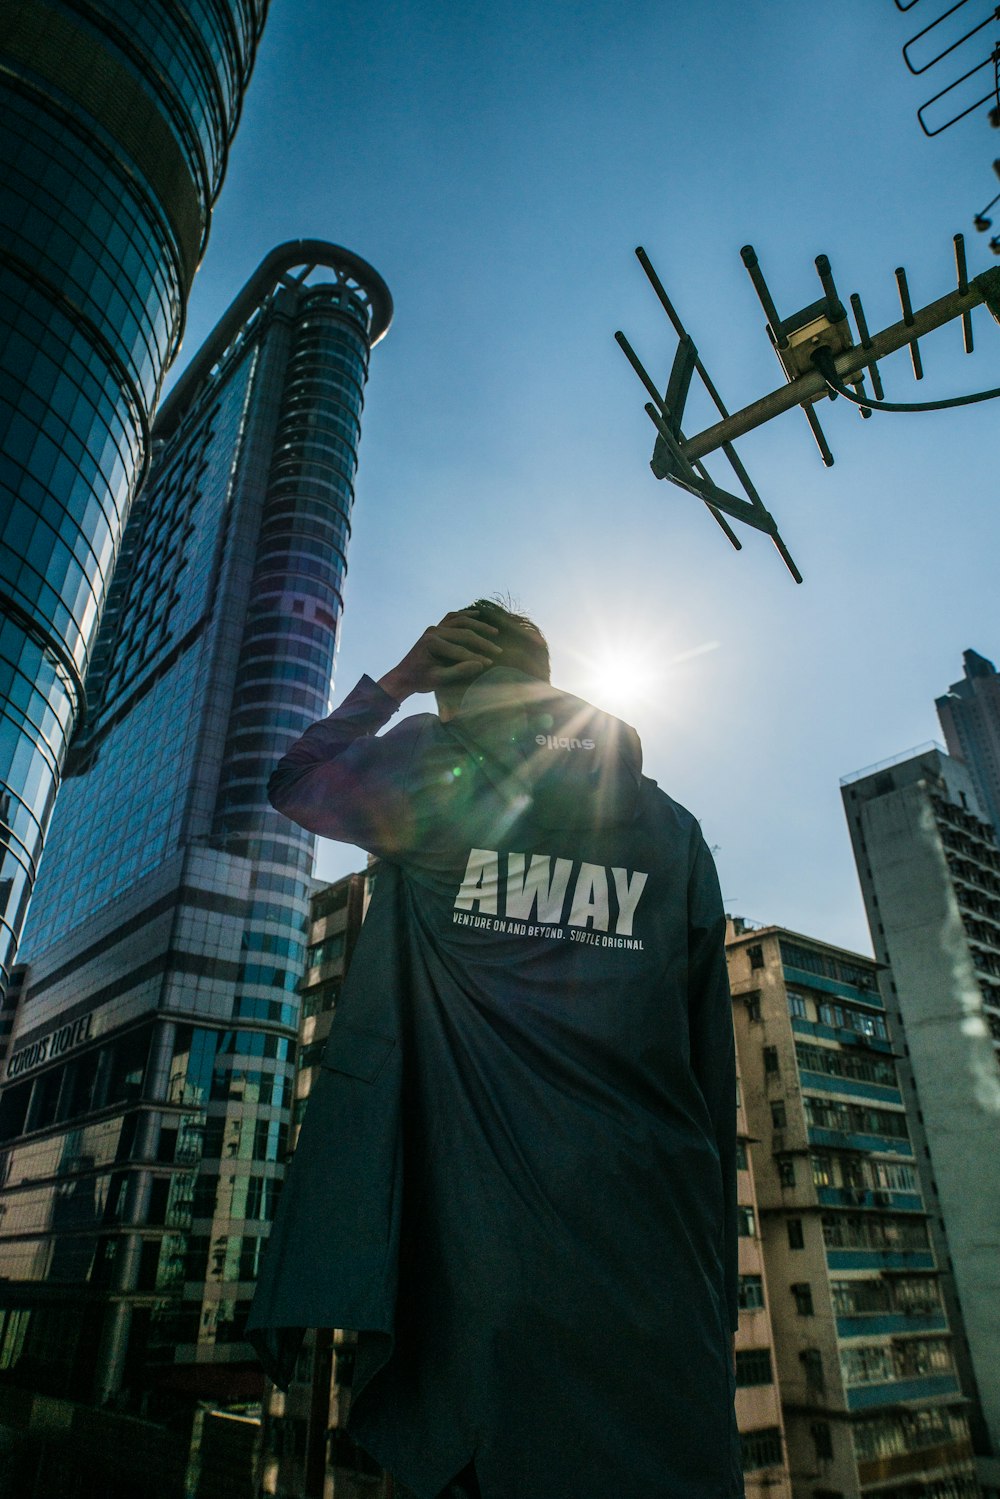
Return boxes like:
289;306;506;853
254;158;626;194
0;241;391;1495
0;0;269;998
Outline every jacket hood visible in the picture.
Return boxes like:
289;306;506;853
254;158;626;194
445;667;643;830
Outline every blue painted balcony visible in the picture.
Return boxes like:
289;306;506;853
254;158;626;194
826;1248;936;1272
799;1068;903;1106
816;1185;924;1213
836;1311;949;1339
807;1125;913;1158
846;1373;961;1411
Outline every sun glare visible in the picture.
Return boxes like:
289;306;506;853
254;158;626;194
567;634;720;721
584;650;658;716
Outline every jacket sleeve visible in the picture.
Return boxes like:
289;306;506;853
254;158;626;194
687;832;739;1334
268;675;424;856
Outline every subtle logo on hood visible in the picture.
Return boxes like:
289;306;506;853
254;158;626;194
535;733;595;751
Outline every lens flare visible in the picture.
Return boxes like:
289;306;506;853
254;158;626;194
584;650;657;716
568;635;720;720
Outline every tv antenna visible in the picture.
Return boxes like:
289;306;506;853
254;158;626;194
894;0;1000;247
616;238;1000;582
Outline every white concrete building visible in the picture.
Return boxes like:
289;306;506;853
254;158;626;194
842;746;1000;1499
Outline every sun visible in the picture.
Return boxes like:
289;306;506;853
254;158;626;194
579;646;658;717
565;632;720;721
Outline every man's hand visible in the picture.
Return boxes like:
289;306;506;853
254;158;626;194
378;610;502;704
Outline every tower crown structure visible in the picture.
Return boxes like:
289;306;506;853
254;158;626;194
935;647;1000;843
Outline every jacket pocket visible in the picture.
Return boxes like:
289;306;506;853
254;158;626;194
320;1021;396;1083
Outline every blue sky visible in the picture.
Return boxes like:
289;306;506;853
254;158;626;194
173;1;1000;954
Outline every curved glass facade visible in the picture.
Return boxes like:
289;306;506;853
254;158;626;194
0;0;269;994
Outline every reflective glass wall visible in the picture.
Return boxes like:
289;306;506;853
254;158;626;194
0;0;269;993
0;246;391;1435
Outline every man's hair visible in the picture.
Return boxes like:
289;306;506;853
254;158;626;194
470;596;550;682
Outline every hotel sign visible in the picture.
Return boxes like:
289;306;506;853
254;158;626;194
6;1012;94;1080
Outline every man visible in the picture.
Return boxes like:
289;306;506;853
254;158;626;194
247;601;742;1499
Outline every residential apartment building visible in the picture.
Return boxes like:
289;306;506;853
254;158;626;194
734;1021;794;1499
0;241;391;1496
726;919;978;1499
260;865;391;1499
843;746;1000;1497
0;0;269;989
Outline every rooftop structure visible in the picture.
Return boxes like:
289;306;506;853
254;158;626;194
936;648;1000;842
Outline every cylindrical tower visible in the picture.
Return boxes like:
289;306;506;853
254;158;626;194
215;270;380;862
0;0;269;993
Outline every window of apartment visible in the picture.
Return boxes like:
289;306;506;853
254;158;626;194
744;992;761;1022
301;982;339;1020
810;1422;833;1462
747;944;765;970
308;932;346;969
811;1153;833;1187
740;1427;783;1472
791;1282;814;1315
840;1342;895;1386
738;1274;765;1311
735;1139;748;1171
787;990;807;1019
770;1100;786;1129
787;1218;805;1249
803;1349;827;1391
778;1158;796;1188
737;1205;756;1238
736;1348;773;1387
762;1045;779;1074
298;1039;325;1071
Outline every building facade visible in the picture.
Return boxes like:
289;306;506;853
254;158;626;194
936;650;1000;842
0;0;268;995
726;919;978;1499
0;243;391;1496
261;865;392;1499
843;747;1000;1496
732;1006;794;1499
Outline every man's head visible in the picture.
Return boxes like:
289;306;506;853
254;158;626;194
435;597;550;719
468;597;550;682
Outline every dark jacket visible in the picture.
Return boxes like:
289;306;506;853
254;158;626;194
246;669;743;1499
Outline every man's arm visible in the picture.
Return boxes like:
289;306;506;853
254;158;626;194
268;610;501;856
686;832;739;1361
